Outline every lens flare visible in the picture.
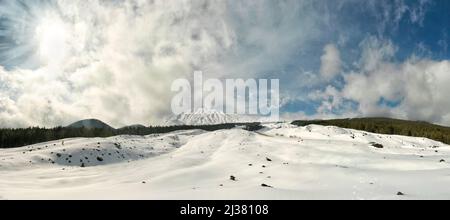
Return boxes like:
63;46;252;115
0;0;74;69
35;13;70;65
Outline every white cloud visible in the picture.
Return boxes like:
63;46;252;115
320;44;341;81
0;0;327;128
0;0;446;128
311;37;450;125
409;0;432;26
0;0;236;127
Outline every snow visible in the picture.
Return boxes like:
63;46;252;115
164;109;271;125
1;123;450;200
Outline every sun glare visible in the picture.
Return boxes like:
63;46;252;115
35;15;70;65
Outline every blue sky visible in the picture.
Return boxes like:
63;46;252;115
274;0;450;122
0;0;449;127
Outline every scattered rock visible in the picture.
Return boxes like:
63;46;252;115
230;176;237;181
97;157;104;162
266;157;272;162
370;142;384;149
440;159;446;163
397;192;405;196
261;184;273;188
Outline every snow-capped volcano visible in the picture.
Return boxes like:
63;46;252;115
164;109;268;125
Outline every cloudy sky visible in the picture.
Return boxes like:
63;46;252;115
0;0;449;128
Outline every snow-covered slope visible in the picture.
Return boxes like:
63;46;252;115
164;109;266;125
1;123;450;200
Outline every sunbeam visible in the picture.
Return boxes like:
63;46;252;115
35;11;70;65
0;0;71;69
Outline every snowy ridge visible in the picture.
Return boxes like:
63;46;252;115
1;123;450;199
164;109;270;125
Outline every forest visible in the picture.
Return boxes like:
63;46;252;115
0;123;263;148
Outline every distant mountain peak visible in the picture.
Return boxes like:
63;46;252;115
67;119;114;130
164;109;269;126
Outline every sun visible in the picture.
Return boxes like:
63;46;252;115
34;14;70;65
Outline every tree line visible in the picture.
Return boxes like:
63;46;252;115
0;123;262;149
3;117;448;149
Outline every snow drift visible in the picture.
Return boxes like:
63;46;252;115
0;122;450;200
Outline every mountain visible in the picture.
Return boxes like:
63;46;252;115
67;119;115;130
164;109;269;126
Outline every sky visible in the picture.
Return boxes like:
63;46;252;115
0;0;449;128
